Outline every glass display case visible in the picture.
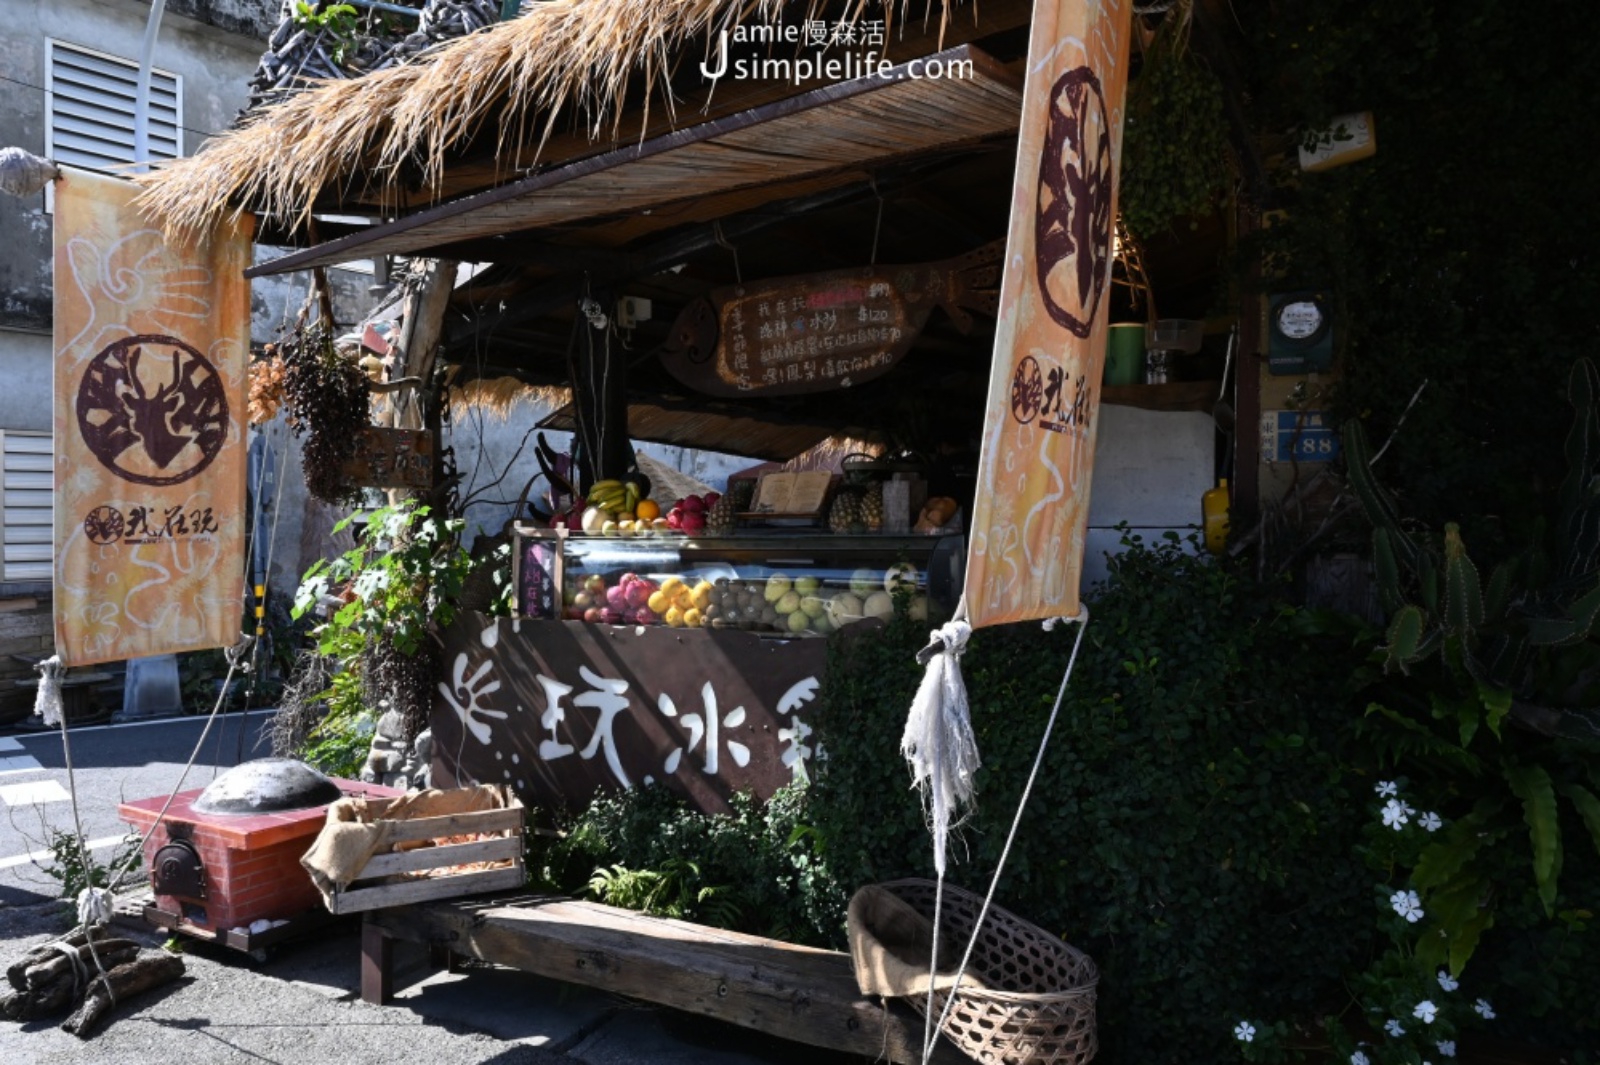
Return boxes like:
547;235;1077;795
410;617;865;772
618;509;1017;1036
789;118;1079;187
512;528;964;635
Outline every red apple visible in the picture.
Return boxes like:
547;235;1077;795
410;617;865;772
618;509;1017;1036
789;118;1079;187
704;492;721;507
583;607;603;623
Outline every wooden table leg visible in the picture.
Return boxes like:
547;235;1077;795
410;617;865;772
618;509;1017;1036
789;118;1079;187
361;918;394;1005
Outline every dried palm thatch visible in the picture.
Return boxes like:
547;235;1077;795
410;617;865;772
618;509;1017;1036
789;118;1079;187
135;0;964;237
451;376;571;420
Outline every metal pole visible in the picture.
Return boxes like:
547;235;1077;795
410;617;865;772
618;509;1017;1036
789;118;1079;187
134;0;169;173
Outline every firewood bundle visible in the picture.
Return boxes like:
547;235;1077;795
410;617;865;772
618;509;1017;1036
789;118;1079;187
1;927;184;1038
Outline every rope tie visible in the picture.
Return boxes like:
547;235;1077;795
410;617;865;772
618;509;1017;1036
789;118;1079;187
224;633;256;673
52;940;90;994
76;887;115;927
32;655;66;728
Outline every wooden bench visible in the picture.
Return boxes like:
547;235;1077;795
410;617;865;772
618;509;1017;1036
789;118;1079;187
361;893;965;1064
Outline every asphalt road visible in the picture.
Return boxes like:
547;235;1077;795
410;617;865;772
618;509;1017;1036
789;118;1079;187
1;711;278;905
0;714;867;1065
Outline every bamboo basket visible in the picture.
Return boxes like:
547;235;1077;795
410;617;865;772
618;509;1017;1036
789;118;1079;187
881;879;1098;1065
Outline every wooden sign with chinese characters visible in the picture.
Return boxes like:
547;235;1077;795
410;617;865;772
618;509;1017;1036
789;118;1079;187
658;243;1001;397
340;427;433;489
52;169;253;666
964;0;1133;628
430;612;831;814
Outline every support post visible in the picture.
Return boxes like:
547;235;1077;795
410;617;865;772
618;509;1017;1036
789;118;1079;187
361;919;394;1005
569;294;631;493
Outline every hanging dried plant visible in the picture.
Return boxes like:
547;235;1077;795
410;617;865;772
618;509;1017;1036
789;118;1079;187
281;321;370;506
247;349;288;426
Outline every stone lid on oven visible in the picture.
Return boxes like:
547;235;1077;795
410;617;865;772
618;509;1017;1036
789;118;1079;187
191;758;344;815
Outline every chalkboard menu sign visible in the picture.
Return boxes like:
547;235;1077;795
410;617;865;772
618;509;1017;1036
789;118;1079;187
659;243;1000;398
518;536;561;620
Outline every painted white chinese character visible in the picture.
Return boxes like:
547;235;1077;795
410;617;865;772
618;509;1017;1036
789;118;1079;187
438;655;505;744
536;674;575;759
573;666;634;787
804;18;829;46
832;20;857;45
758;300;771;318
860;19;885;46
658;682;750;775
778;714;814;781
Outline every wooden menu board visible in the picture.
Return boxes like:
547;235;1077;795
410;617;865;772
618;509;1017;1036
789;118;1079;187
751;471;833;515
658;243;1001;398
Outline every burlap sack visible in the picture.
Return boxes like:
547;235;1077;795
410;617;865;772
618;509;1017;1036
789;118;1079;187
300;784;509;903
847;884;987;998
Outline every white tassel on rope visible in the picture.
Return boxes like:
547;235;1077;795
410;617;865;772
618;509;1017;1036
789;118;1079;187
902;614;979;877
32;654;65;728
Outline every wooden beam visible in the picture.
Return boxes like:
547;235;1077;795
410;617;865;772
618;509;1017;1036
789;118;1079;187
441;160;953;348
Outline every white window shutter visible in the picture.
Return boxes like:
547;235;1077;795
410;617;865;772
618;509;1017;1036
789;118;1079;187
46;40;184;173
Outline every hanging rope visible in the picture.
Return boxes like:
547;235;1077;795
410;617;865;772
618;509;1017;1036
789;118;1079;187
913;608;1092;1065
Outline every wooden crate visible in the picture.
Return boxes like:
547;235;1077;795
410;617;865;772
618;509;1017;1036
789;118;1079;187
327;793;526;915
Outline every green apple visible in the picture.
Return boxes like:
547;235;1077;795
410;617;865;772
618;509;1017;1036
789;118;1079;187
775;590;802;615
794;575;821;596
801;594;827;619
764;574;793;602
786;610;810;633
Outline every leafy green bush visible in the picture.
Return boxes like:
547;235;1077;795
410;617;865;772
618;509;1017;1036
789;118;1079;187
810;534;1373;1064
537;784;847;948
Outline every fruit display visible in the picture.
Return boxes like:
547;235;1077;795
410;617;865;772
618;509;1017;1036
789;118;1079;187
561;563;934;634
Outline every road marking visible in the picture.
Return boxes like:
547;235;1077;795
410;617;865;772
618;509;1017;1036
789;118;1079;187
0;779;72;806
0;737;24;751
0;754;45;776
0;833;137;871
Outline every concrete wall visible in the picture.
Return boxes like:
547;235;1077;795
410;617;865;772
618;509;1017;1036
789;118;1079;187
0;0;267;333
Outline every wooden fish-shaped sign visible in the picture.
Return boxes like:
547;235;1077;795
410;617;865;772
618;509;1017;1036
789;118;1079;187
658;242;1001;398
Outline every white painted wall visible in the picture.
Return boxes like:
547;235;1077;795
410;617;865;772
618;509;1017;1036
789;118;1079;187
1081;404;1217;593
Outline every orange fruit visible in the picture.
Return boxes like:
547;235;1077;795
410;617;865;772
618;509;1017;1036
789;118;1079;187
634;499;661;521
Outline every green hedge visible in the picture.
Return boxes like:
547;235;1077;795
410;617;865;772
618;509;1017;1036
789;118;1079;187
809;535;1373;1064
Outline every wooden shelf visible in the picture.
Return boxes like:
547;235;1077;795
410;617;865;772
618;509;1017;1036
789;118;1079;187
1101;380;1222;413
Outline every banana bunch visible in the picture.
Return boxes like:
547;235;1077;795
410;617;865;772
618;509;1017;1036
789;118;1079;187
588;479;645;515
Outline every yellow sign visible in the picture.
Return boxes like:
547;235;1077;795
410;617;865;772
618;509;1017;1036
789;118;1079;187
52;169;253;665
964;0;1133;628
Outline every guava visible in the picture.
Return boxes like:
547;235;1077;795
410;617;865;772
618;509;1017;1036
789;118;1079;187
849;568;877;597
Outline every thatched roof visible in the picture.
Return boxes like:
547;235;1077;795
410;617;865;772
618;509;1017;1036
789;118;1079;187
136;0;966;236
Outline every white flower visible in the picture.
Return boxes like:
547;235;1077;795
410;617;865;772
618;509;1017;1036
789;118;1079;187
1473;998;1496;1019
1375;780;1399;797
1413;1000;1438;1024
1390;889;1425;923
1234;1021;1256;1043
1437;970;1459;992
1351;1052;1371;1065
1382;798;1415;830
1385;1018;1406;1037
1437;1040;1457;1058
1419;811;1443;832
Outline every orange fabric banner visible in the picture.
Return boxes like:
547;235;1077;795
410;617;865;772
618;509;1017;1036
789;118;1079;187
964;0;1133;628
52;169;253;666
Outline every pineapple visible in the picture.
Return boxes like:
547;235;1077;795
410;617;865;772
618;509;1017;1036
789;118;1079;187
860;483;884;532
829;489;863;533
705;492;737;535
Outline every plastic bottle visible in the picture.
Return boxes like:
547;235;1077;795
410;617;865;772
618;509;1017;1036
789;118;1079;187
1202;479;1231;555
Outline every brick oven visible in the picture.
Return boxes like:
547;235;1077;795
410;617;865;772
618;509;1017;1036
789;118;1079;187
119;759;399;949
